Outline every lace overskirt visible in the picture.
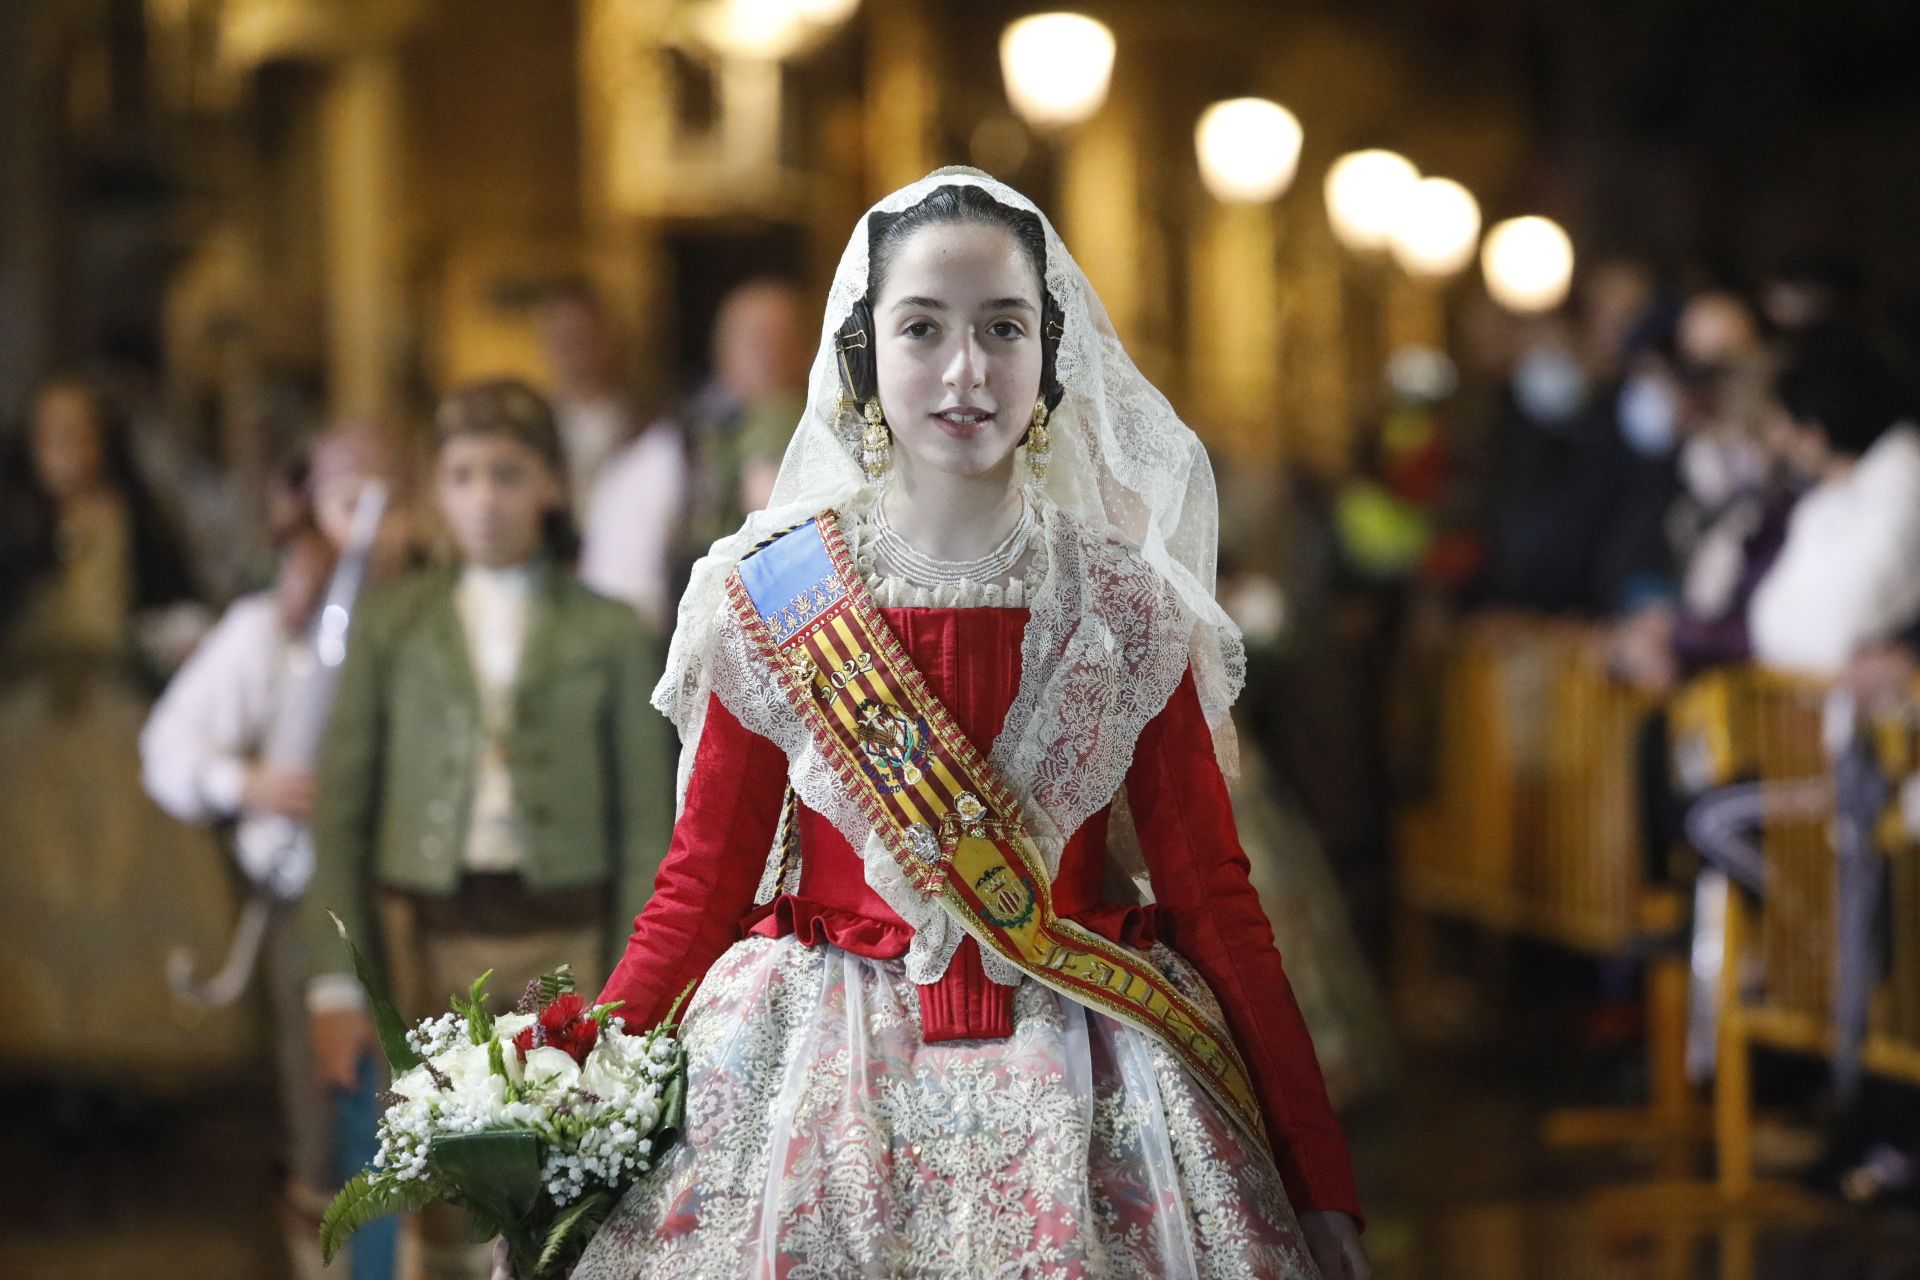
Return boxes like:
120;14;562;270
573;935;1315;1280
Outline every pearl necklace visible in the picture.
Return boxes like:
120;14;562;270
872;498;1036;587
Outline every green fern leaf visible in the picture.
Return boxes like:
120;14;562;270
539;964;576;1006
328;911;422;1074
535;1191;615;1274
319;1171;441;1264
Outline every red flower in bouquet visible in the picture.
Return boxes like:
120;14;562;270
517;992;600;1066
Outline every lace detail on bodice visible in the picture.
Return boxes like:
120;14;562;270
694;499;1196;988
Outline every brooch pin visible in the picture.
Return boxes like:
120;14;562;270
905;823;941;866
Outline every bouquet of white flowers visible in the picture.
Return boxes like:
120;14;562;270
320;917;687;1279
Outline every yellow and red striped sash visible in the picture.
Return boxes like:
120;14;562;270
728;509;1269;1148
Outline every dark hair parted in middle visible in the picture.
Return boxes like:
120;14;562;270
834;176;1067;419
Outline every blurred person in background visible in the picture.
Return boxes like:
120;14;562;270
668;279;811;575
0;374;235;1119
1578;260;1658;386
1476;272;1680;621
1591;303;1689;619
1476;313;1617;613
707;276;813;518
1678;344;1920;1208
581;277;811;633
1761;254;1865;349
0;374;202;668
1761;340;1920;1213
1604;293;1802;909
139;424;412;1279
1231;464;1384;918
1219;556;1398;1112
1607;289;1777;692
540;283;637;521
1329;347;1477;930
1671;289;1777;544
304;380;673;1280
1470;261;1655;618
1747;344;1920;678
1656;333;1799;681
1600;301;1693;690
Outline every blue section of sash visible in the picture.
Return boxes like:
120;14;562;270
738;519;843;641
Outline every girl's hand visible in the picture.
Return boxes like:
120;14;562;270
244;765;316;820
1300;1210;1371;1280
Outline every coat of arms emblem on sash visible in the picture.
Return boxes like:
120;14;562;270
855;699;929;791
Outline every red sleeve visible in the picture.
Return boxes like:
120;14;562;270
597;694;788;1029
1125;671;1364;1222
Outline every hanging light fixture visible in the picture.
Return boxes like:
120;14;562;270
999;13;1117;129
1387;176;1481;279
1323;149;1419;253
1481;215;1575;313
698;0;860;59
794;0;861;23
1194;98;1304;203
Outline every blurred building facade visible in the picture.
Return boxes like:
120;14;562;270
7;1;1920;492
0;0;1552;491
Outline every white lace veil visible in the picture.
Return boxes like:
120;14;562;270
654;169;1245;979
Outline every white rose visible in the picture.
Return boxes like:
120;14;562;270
493;1012;535;1041
579;1040;638;1099
434;1040;523;1092
521;1046;581;1094
433;1042;491;1090
608;1030;653;1067
390;1064;437;1101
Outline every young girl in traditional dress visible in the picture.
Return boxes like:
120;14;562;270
577;169;1370;1280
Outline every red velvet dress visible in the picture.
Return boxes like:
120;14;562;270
585;606;1359;1279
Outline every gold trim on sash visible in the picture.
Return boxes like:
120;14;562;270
727;510;1270;1149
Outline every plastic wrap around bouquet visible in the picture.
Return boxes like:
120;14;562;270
319;915;687;1279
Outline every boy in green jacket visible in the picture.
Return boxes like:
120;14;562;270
303;379;673;1278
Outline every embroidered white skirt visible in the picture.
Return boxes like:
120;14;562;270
573;934;1315;1280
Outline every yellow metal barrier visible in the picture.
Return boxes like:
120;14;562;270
1675;669;1920;1200
1537;626;1655;952
1397;617;1693;1161
1398;617;1659;954
1403;621;1920;1203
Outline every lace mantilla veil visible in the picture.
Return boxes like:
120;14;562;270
655;168;1247;987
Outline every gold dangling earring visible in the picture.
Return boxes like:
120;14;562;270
1025;398;1051;484
861;399;891;481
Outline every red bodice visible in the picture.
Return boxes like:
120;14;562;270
600;606;1361;1219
